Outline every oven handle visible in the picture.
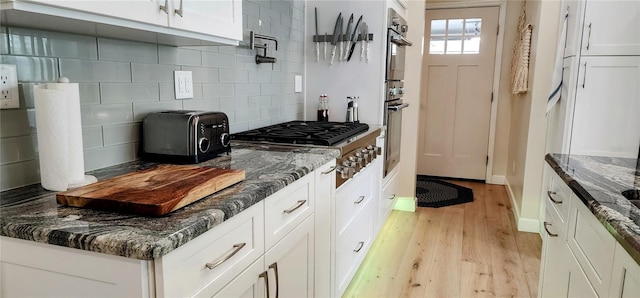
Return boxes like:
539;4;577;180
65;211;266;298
387;103;409;111
390;34;412;46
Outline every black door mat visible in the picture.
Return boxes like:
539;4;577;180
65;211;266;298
416;176;474;208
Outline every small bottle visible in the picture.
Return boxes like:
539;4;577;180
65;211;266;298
317;94;329;122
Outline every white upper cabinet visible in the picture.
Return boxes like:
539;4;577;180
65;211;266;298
581;0;640;56
168;0;242;40
560;1;584;58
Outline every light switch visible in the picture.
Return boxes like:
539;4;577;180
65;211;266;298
174;71;193;99
294;75;302;93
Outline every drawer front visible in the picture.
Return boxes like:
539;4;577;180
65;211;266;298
568;197;616;297
381;166;398;220
547;168;572;226
335;164;375;239
157;202;264;298
335;199;374;297
265;173;315;250
539;208;571;298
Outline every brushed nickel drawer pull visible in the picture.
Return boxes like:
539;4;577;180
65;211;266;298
159;0;169;14
547;191;562;204
174;0;184;17
388;194;396;200
321;166;337;174
543;222;558;237
205;243;246;270
283;200;306;214
354;195;365;204
354;241;365;253
259;270;270;296
269;262;279;298
585;22;592;50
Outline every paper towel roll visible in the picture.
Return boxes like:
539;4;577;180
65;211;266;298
34;85;70;191
47;82;85;184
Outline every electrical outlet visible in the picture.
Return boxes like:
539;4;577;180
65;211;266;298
0;64;19;109
174;71;193;99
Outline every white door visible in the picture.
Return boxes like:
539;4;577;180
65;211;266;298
25;0;168;26
417;7;499;179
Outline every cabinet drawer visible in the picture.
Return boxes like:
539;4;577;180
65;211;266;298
568;197;616;297
156;202;264;298
335;164;375;239
381;166;398;220
546;168;572;227
335;199;374;296
265;173;315;250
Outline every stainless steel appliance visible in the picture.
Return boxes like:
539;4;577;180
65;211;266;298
384;8;412;177
231;121;381;188
142;110;231;163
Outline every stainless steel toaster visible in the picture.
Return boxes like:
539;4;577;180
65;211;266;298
142;110;231;163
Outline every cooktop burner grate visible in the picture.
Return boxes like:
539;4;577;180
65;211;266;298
231;121;370;146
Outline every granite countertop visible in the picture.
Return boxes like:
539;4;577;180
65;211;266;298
546;153;640;264
0;142;340;260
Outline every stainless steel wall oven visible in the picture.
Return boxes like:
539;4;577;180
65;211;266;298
384;8;412;177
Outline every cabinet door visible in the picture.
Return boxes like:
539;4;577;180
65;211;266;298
570;56;640;158
168;0;242;41
264;216;314;298
314;161;336;298
609;243;640;298
561;0;585;58
567;251;599;298
582;0;640;55
22;0;168;26
213;257;266;298
539;209;570;298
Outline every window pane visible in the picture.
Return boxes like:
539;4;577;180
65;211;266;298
431;19;447;37
446;37;462;54
447;19;464;35
429;36;446;54
463;37;481;54
465;18;482;36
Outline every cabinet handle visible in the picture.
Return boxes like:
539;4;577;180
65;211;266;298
354;195;365;204
269;262;279;298
321;166;337;174
547;191;562;204
259;270;270;297
388;194;396;200
354;241;365;253
205;243;246;270
585;22;592;50
159;0;169;14
543;222;558;237
582;62;587;88
174;0;184;17
283;200;306;214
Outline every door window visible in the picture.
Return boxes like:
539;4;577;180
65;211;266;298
429;18;482;54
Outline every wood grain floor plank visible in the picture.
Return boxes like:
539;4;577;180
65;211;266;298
460;261;495;297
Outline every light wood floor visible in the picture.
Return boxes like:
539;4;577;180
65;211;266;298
343;181;542;298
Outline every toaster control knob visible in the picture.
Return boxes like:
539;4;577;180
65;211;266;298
198;137;211;153
220;132;230;147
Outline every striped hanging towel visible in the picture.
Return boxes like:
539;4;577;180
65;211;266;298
547;8;569;113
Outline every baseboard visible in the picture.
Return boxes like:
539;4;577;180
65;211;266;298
490;175;506;185
393;196;416;212
504;177;540;233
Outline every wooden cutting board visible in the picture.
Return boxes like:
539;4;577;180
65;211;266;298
56;164;245;216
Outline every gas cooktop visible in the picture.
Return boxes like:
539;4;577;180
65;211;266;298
231;121;370;146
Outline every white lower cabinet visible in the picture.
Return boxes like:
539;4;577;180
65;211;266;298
213;257;266;298
538;164;640;298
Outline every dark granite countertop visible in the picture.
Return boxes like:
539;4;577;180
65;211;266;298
546;153;640;264
0;142;340;260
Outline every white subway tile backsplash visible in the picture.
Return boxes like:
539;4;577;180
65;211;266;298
82;126;104;149
0;55;58;82
98;38;158;63
219;69;249;83
133;101;183;121
84;143;137;171
182;98;221;111
103;123;141;146
81;104;134;126
202;52;236;68
0;0;304;191
60;59;131;83
159;45;202;66
183;66;219;83
8;28;98;60
131;63;179;83
202;83;235;98
100;83;160;103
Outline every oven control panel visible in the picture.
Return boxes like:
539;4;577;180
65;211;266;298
336;144;382;185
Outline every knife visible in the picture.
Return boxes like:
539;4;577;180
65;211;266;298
338;16;344;62
360;22;368;60
315;7;319;62
347;15;363;61
343;14;353;61
330;13;342;65
324;33;328;60
365;23;370;62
